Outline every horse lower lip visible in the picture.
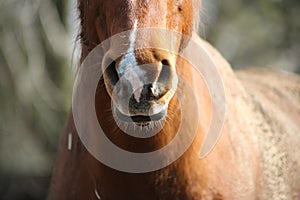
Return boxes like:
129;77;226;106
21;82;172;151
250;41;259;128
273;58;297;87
115;108;166;123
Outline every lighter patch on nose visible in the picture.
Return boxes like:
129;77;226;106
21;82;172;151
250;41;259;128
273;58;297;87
118;20;144;103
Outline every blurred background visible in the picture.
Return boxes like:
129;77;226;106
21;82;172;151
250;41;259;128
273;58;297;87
0;0;299;199
200;0;300;73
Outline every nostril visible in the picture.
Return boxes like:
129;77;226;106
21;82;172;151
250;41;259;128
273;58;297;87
157;59;171;86
161;59;169;67
105;60;119;86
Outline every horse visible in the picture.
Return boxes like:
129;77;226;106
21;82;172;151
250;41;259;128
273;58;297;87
48;0;300;199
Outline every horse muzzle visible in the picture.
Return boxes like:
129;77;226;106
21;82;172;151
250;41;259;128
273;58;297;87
102;54;178;123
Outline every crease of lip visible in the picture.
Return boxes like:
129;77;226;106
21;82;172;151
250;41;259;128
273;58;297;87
115;108;166;123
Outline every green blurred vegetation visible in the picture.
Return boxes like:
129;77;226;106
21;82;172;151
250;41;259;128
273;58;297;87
0;0;73;199
0;0;299;199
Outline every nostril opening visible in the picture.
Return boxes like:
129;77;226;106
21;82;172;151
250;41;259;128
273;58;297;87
105;60;119;86
157;59;171;85
161;59;169;67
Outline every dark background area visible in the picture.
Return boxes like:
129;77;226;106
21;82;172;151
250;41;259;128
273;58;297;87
0;0;299;199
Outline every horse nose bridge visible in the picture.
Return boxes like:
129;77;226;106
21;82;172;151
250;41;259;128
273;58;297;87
135;64;160;83
134;48;176;81
135;48;175;66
